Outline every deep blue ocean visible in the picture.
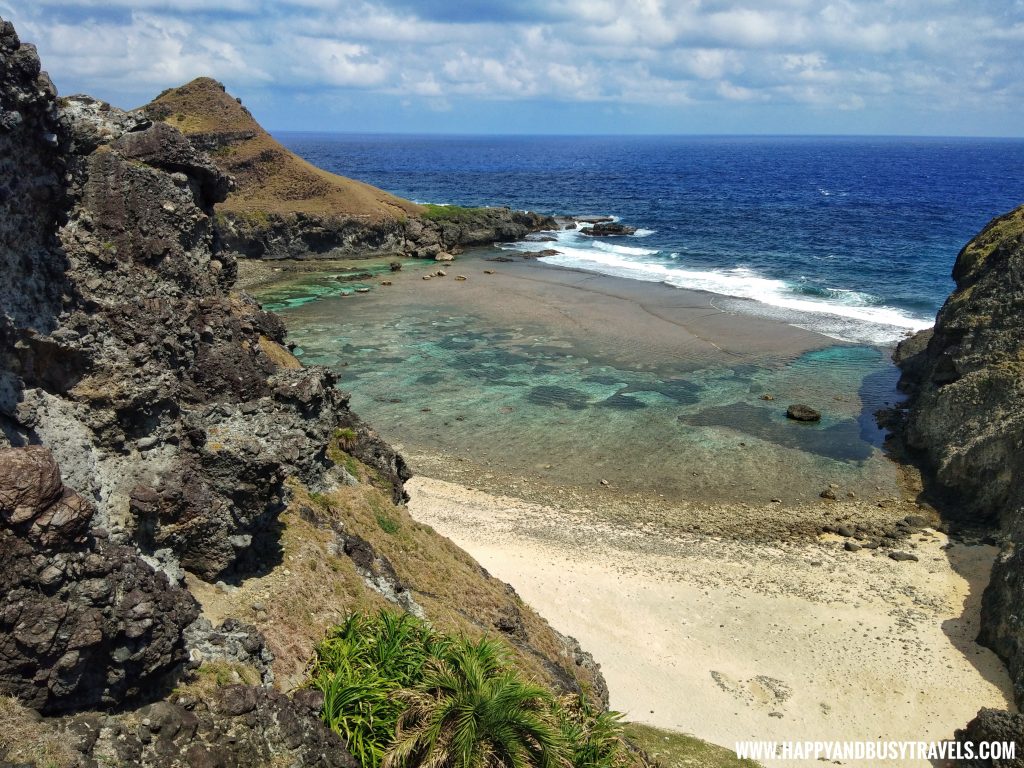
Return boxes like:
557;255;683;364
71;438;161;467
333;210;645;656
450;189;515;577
277;133;1024;344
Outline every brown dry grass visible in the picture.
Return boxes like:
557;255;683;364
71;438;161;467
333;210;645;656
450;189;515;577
257;335;303;370
189;454;603;699
0;696;77;768
146;78;424;221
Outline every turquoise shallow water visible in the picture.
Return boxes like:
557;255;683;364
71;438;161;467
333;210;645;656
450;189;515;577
255;263;903;504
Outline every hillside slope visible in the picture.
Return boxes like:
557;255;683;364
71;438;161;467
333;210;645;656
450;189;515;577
146;77;423;221
143;78;555;260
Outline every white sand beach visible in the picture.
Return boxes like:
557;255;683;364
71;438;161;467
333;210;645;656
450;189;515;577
408;476;1015;766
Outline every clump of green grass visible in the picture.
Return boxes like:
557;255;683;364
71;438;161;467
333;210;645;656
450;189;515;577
421;203;489;222
335;427;358;446
327;428;363;479
956;206;1024;278
375;511;399;535
623;722;762;768
308;610;634;768
195;660;261;688
309;491;332;510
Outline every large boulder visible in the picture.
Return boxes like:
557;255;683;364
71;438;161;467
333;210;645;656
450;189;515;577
0;446;199;714
954;708;1024;767
58;686;356;767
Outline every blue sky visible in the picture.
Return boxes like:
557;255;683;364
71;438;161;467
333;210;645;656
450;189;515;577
3;0;1024;136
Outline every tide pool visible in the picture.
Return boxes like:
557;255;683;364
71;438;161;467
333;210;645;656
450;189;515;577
255;265;903;505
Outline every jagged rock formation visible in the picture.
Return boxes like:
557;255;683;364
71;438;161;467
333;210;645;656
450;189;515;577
0;20;608;765
1;30;408;581
0;446;199;714
58;687;356;768
142;77;555;261
895;206;1024;717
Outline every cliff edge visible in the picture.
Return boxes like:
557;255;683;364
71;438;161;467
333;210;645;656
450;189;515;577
895;204;1024;746
0;19;604;767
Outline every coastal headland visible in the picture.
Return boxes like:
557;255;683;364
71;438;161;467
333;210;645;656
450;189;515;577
2;16;1021;767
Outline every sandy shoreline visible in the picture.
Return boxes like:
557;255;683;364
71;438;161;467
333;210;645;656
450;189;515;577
242;251;1013;762
407;475;1014;765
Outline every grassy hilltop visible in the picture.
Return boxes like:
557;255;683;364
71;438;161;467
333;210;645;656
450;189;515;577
145;77;424;221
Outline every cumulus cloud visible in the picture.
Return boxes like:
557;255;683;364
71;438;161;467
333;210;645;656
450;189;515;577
1;0;1022;132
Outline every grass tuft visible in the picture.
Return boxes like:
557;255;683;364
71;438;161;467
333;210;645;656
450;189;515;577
0;696;77;768
623;722;762;768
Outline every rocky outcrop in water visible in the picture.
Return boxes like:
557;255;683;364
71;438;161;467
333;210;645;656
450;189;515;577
216;205;557;262
894;205;1024;713
141;77;556;263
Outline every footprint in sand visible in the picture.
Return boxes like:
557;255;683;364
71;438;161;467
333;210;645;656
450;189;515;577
710;671;792;715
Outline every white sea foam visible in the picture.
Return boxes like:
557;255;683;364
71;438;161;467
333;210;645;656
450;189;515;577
592;240;659;257
632;228;656;237
501;214;931;345
529;243;931;345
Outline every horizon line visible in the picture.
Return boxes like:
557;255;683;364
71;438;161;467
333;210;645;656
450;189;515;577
267;129;1024;141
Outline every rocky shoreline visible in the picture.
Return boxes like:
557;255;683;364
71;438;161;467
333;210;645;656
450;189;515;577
892;204;1024;751
140;76;557;264
214;205;558;262
0;20;607;767
3;12;1023;765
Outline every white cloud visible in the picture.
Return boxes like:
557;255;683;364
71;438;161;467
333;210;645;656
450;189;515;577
3;0;1022;127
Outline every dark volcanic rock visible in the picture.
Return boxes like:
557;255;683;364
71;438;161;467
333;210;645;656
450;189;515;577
896;205;1024;526
216;205;557;262
786;404;821;422
579;221;637;237
59;685;356;767
185;617;275;685
894;205;1024;709
888;551;919;562
0;446;199;714
954;708;1024;767
0;19;67;345
0;26;409;580
0;18;609;740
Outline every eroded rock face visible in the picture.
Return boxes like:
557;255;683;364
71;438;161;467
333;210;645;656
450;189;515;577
896;206;1024;527
0;446;199;714
0;25;408;581
216;206;558;262
895;205;1024;707
0;20;607;738
60;686;356;768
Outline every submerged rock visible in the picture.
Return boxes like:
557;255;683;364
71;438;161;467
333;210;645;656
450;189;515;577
786;404;822;422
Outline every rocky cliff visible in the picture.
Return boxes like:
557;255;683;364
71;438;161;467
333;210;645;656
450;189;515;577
895;205;1024;741
0;19;604;766
142;77;555;261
